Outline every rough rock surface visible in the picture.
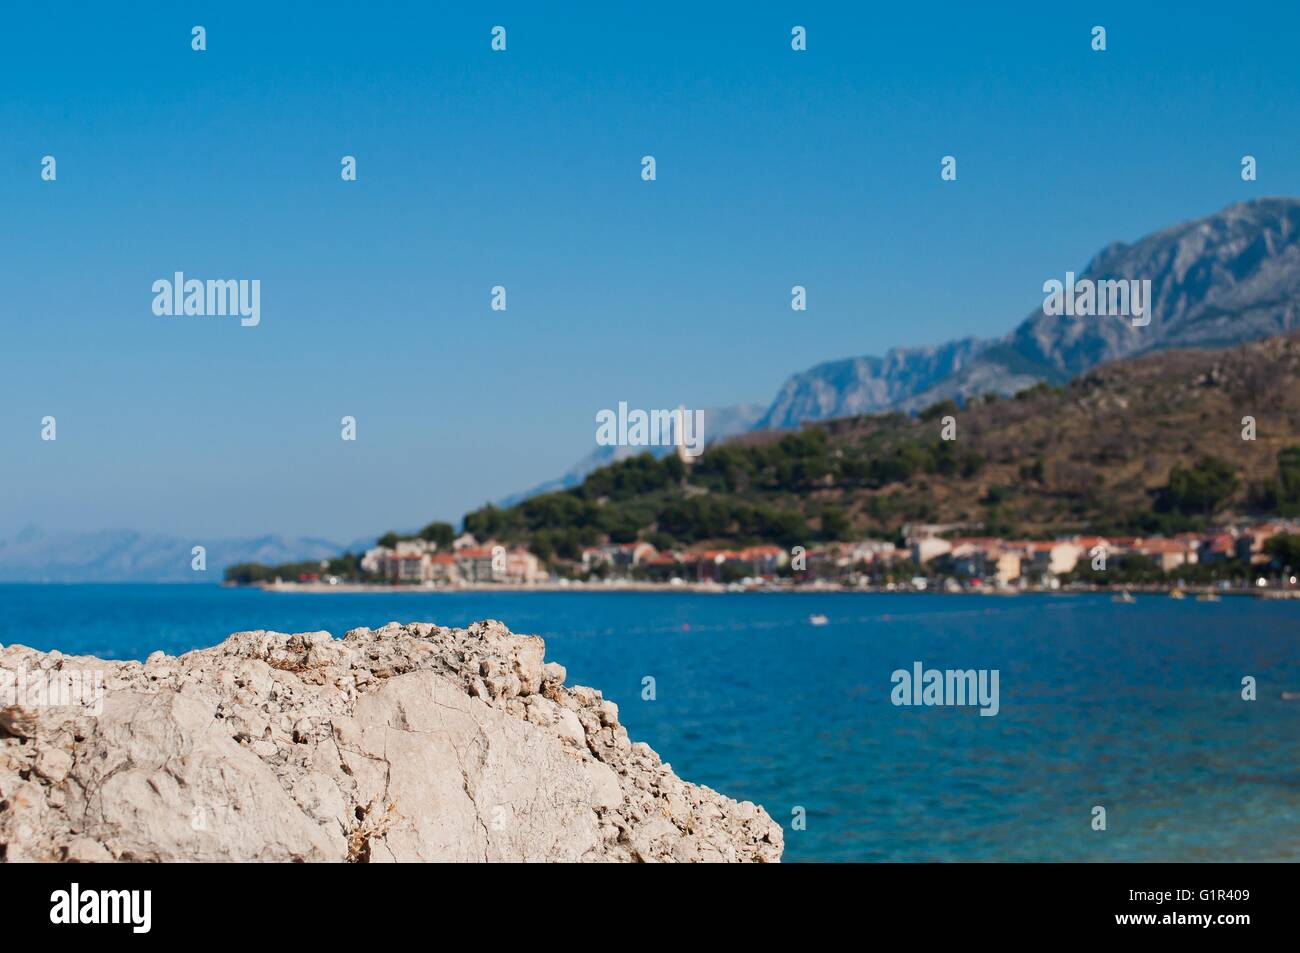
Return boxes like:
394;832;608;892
0;621;782;863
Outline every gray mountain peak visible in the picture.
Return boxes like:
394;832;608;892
760;198;1300;426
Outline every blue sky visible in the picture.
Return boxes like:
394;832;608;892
3;2;1297;542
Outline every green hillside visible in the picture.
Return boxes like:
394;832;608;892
462;333;1300;556
228;333;1300;582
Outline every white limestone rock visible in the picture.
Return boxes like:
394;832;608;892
0;620;782;863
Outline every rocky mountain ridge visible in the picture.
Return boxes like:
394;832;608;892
760;198;1300;427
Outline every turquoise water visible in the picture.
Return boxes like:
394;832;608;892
2;584;1297;862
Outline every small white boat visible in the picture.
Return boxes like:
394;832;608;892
1112;590;1136;604
808;614;829;626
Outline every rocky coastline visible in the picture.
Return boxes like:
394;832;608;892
0;620;782;863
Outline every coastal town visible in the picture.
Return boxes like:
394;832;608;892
246;518;1300;595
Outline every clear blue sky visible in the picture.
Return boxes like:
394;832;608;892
3;2;1296;542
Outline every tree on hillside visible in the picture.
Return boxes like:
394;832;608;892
1255;446;1300;516
820;507;851;541
1156;456;1239;516
918;398;959;422
463;504;507;540
1264;532;1300;570
418;521;455;547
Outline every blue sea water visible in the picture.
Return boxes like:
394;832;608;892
2;584;1297;863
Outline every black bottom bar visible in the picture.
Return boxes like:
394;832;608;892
0;861;1288;941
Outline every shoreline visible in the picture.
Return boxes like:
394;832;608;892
237;580;1300;598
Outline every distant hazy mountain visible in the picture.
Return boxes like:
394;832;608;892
760;198;1300;425
756;338;993;429
498;403;767;507
0;527;345;583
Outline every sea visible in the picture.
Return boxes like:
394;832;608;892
2;584;1297;863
